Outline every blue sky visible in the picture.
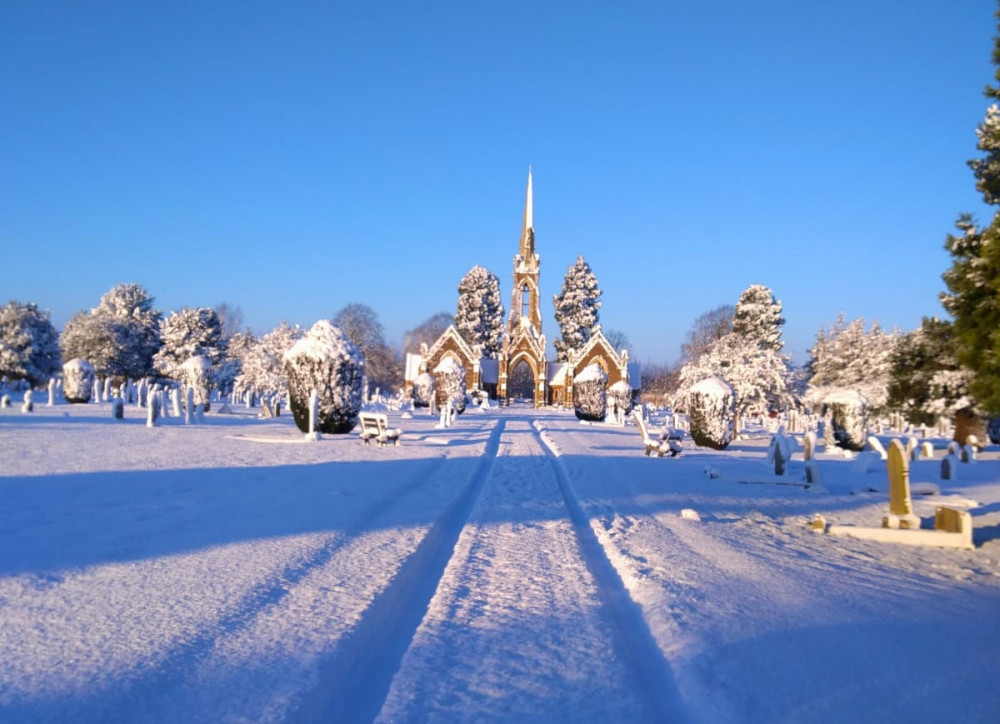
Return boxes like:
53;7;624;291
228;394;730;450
2;1;995;365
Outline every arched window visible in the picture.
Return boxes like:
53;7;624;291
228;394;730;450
521;286;530;319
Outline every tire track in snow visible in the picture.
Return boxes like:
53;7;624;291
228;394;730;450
84;452;453;723
290;418;506;723
533;420;691;724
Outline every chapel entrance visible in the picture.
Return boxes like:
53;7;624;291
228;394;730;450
507;360;535;402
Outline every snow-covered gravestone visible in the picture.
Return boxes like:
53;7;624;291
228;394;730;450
305;388;321;441
47;378;55;406
608;380;632;426
180;356;212;412
1;395;10;408
688;376;734;450
112;396;124;419
573;363;608;422
146;388;160;427
412;371;435;409
171;388;182;418
185;387;194;425
283;320;364;435
21;389;33;413
432;357;466;415
866;435;888;460
823;389;868;452
62;358;95;404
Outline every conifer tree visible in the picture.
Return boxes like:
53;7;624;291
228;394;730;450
553;255;602;362
806;315;897;413
455;265;505;358
732;284;785;351
0;301;60;386
153;308;227;381
940;10;1000;414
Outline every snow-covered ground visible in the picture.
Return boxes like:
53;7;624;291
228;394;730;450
1;400;999;723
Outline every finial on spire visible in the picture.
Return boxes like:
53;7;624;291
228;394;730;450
523;167;533;234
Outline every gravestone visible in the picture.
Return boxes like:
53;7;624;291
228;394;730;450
884;439;919;530
866;435;888;460
940;454;958;481
920;441;934;459
803;431;816;461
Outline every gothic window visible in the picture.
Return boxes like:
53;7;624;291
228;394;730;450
521;286;530;319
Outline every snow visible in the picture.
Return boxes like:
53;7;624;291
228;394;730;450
1;401;1000;722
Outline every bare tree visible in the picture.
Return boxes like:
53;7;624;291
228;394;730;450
680;304;734;362
214;302;245;341
603;328;631;354
404;312;453;354
333;303;402;393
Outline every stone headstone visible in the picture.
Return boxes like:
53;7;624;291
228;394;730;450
960;445;975;464
885;439;919;530
866;435;888;460
1;394;10;408
940;454;958;481
920;441;934;459
21;390;33;413
112;398;124;419
805;460;822;486
803;431;816;461
47;378;55;406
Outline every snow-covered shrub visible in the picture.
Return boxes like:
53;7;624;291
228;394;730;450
688;376;734;450
823;389;868;451
283;320;364;434
180;355;212;408
62;358;95;403
433;357;466;414
573;363;607;422
412;372;435;407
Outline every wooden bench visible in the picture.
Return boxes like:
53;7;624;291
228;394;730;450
632;410;682;457
359;412;402;447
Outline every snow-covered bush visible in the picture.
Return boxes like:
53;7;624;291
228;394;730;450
573;363;607;422
824;389;868;451
412;371;435;407
283;320;364;434
433;357;466;414
62;358;95;403
0;301;61;386
180;356;212;407
688;376;734;450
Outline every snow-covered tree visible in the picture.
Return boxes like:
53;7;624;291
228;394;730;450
235;322;304;397
680;304;734;362
455;266;505;358
94;283;162;378
887;317;972;424
60;310;119;376
213;302;244;341
0;301;60;386
153;308;227;382
675;332;790;432
732;284;784;352
806;314;897;413
553;255;602;362
284;320;364;434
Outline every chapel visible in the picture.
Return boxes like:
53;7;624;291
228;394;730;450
405;170;639;407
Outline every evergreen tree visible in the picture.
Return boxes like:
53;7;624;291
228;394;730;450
455;265;505;358
153;308;227;381
887;317;969;424
732;284;785;351
95;283;162;378
806;314;897;413
674;332;790;431
60;310;119;375
0;301;61;386
553;255;602;362
939;9;1000;414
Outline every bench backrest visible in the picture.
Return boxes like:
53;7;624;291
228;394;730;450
359;412;387;434
632;409;651;439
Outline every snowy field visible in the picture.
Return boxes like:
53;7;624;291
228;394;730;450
1;401;999;723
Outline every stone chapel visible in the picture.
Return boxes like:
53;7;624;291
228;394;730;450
405;170;639;407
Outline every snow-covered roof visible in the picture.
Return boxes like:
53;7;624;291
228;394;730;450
547;362;569;386
571;329;622;368
480;358;499;384
691;375;733;397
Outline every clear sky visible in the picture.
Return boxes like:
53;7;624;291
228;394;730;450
2;1;996;366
